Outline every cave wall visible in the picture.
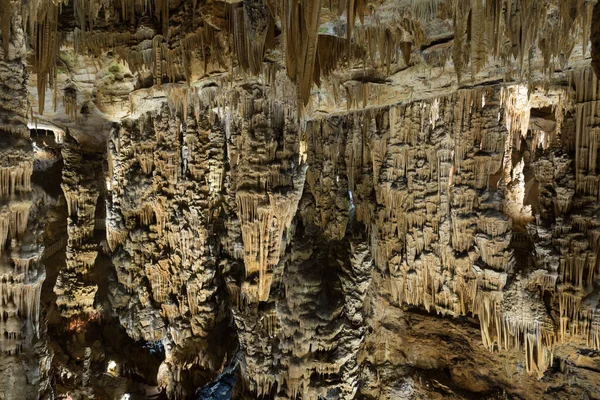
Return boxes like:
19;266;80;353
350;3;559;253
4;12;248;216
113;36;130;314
1;0;600;399
99;68;600;399
0;7;49;399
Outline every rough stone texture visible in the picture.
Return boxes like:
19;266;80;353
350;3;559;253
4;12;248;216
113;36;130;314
1;0;600;399
54;134;102;319
0;7;50;400
107;93;229;398
593;0;600;79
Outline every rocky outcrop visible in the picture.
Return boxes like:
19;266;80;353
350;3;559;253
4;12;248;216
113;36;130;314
106;88;229;398
0;7;48;399
54;134;102;319
207;70;600;397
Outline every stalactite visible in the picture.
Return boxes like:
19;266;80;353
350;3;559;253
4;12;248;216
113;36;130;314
282;0;322;107
33;3;60;115
411;0;440;21
242;0;271;75
0;0;14;56
572;68;600;197
451;0;470;83
0;161;33;198
63;87;78;122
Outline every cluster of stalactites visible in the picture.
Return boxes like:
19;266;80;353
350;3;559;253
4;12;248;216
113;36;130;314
106;99;230;391
74;21;223;86
225;92;305;304
14;0;598;124
478;285;556;378
0;2;42;353
0;161;33;198
24;0;189;114
0;201;32;253
572;68;600;197
449;0;594;83
555;223;600;342
545;68;600;347
237;189;304;303
0;272;44;354
38;0;368;111
302;84;570;378
54;141;101;319
0;238;44;353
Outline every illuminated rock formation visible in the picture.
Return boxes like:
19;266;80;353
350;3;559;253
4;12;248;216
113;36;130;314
0;5;47;399
54;134;101;319
1;0;600;399
107;89;229;398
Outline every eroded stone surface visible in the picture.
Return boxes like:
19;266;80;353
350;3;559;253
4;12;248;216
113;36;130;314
2;0;600;399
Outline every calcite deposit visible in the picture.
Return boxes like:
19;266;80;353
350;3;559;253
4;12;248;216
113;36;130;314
1;0;600;399
54;133;102;319
0;7;49;398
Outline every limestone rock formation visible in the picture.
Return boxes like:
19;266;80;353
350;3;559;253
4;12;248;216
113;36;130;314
0;5;49;399
1;0;600;399
54;133;102;319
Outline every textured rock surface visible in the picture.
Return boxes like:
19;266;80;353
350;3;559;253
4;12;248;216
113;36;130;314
0;6;50;399
1;0;600;399
54;134;102;319
593;1;600;79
